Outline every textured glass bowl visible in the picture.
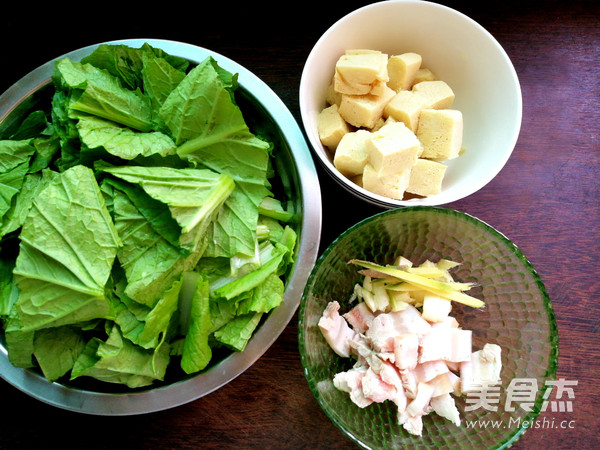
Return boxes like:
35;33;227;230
298;207;558;449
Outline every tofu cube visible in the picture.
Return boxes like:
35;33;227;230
412;80;455;109
334;52;389;95
338;85;396;129
362;163;411;200
416;109;463;160
326;79;342;106
412;67;438;86
366;121;421;176
384;90;430;132
406;158;448;196
367;79;388;97
317;104;351;150
387;52;422;91
352;173;363;187
370;117;386;132
333;129;372;177
345;49;383;55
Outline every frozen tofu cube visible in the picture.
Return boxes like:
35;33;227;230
366;121;421;176
412;80;455;109
326;79;342;106
406;158;448;196
317;104;351;150
351;173;363;187
370;117;386;132
334;52;389;95
412;67;438;86
338;85;396;129
384;90;430;132
345;49;383;55
416;109;463;160
367;79;388;97
342;50;388;95
333;129;372;177
388;52;422;91
362;163;411;200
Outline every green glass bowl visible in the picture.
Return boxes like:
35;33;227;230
298;206;558;449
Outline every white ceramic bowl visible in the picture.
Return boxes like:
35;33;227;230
300;0;522;208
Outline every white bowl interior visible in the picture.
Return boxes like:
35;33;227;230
300;0;522;207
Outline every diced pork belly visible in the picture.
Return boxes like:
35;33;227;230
460;343;502;392
318;301;356;358
459;360;473;393
428;372;456;397
406;382;434;417
366;305;431;352
377;359;402;386
413;360;449;383
393;333;419;370
445;359;461;373
343;301;376;333
399;368;419;399
430;393;461;427
419;327;472;363
323;272;503;438
349;333;374;364
391;304;433;337
398;411;424;436
446;370;462;395
399;382;435;436
333;367;373;408
430;315;460;329
362;367;399;404
365;313;398;353
379;361;408;411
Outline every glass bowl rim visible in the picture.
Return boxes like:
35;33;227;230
298;205;558;449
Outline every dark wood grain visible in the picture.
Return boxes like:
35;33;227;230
1;1;598;448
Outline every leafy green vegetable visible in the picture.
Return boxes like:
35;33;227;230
79;42;189;92
213;312;263;352
100;164;235;251
180;272;212;374
71;322;170;388
76;115;178;161
171;57;273;260
0;43;297;388
11;165;120;333
52;58;153;132
33;326;86;382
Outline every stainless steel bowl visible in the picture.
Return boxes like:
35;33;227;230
0;38;322;415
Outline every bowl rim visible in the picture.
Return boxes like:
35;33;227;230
299;0;523;208
298;206;558;448
0;38;323;415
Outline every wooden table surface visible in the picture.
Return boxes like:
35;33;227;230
1;1;598;448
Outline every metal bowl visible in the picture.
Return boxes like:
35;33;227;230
0;39;322;415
